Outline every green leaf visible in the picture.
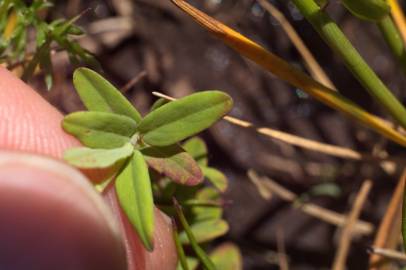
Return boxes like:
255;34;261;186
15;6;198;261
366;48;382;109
142;145;203;186
341;0;390;22
202;167;227;192
182;137;208;166
62;111;137;148
174;199;216;270
35;21;48;47
210;243;242;270
138;91;233;146
176;257;199;270
308;182;341;198
192;187;222;221
73;68;142;122
150;98;170;112
179;219;229;244
115;150;155;251
64;143;133;169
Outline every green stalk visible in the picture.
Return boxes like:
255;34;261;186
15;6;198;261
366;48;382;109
173;221;190;270
173;198;216;270
292;0;406;129
377;15;406;73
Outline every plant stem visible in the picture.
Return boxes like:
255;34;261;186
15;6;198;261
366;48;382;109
377;15;406;73
173;198;216;270
292;0;406;129
172;220;189;270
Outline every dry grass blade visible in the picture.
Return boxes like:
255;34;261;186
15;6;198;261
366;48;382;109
276;228;289;270
256;0;335;90
121;70;147;92
170;0;406;147
369;247;406;263
224;116;363;160
247;170;374;236
388;0;406;44
332;180;373;270
152;92;405;169
369;170;406;269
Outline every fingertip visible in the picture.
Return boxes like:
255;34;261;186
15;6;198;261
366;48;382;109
0;151;127;270
0;66;80;158
145;210;178;270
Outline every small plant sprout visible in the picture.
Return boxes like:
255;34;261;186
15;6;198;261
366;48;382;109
0;0;98;89
62;67;233;253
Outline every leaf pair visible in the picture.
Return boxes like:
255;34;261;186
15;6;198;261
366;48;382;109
62;68;233;251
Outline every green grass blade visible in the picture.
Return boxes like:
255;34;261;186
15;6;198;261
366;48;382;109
292;0;406;130
173;221;189;270
377;15;406;74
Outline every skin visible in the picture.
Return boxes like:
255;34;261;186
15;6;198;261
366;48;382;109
0;66;177;270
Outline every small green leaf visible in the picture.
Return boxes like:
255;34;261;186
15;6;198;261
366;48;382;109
73;68;142;122
62;111;137;148
115;150;155;251
341;0;390;22
176;257;199;270
38;45;53;90
210;243;243;270
308;182;341;198
138;91;233;146
142;145;203;186
150;98;170;112
174;199;216;270
183;137;208;166
192;187;222;221
35;21;48;47
179;219;229;244
64;143;133;169
202;167;228;192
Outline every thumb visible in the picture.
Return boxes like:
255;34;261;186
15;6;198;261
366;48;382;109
0;151;127;270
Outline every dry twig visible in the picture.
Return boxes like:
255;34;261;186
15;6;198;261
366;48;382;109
332;180;373;270
276;228;289;270
256;0;335;90
369;170;406;269
369;247;406;263
247;170;374;235
121;71;147;93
